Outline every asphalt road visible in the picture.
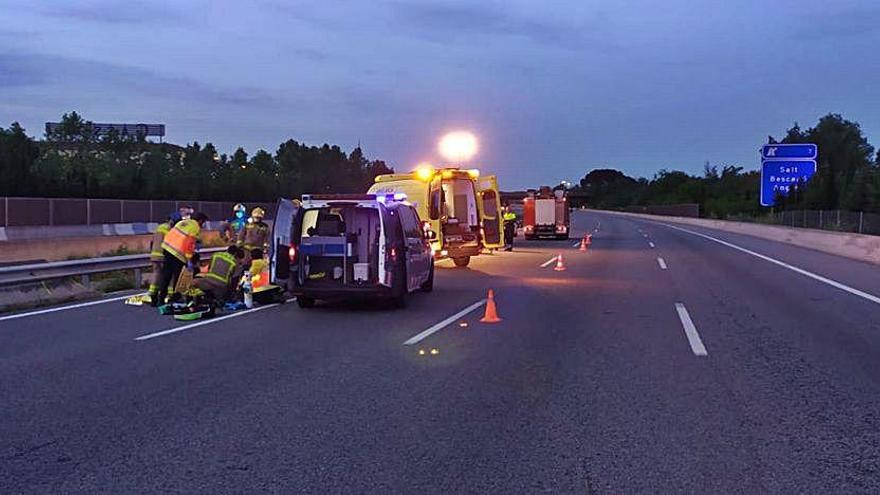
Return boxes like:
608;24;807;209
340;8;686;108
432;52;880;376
3;210;880;493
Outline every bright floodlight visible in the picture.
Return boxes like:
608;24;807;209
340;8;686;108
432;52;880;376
438;131;478;163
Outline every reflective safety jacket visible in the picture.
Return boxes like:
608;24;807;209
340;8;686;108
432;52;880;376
203;251;238;285
503;211;517;222
249;258;270;290
150;222;172;262
162;219;201;263
242;221;270;251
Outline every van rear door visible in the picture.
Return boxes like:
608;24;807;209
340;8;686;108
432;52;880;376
271;198;300;285
477;175;504;249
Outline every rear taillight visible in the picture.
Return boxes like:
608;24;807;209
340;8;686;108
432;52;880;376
389;246;398;262
288;244;297;262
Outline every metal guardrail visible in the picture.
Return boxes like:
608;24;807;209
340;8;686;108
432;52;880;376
0;248;224;287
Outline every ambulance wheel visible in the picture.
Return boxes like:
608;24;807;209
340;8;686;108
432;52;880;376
452;256;470;268
420;263;434;292
296;296;315;308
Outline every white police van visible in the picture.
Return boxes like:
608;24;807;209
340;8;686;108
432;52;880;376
271;194;434;308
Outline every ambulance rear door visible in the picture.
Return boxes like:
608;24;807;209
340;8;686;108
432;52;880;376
476;175;504;249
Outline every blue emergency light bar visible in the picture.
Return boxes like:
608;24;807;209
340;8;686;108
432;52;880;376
376;193;408;203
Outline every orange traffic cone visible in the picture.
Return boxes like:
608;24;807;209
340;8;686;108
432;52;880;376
554;253;566;271
480;289;502;323
586;234;593;246
579;236;588;252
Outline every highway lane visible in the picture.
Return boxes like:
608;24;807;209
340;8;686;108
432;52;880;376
2;211;880;492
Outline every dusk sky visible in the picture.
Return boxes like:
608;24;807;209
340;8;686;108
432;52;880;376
2;0;879;189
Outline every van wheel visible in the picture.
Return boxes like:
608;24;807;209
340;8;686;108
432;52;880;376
452;256;470;268
420;263;434;292
391;267;407;308
296;296;315;308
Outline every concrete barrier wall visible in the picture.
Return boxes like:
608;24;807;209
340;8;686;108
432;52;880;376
0;197;276;227
0;230;227;264
1;221;229;242
603;210;880;266
623;203;700;218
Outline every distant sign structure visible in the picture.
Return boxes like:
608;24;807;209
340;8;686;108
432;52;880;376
760;144;817;207
45;122;165;139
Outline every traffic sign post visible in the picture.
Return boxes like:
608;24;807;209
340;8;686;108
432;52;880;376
759;144;817;207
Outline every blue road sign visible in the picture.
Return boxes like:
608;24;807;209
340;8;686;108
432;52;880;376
761;143;817;160
760;160;817;206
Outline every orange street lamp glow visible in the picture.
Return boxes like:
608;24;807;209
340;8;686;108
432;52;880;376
438;131;478;163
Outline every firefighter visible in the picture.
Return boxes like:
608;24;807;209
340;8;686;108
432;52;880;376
221;203;248;246
502;206;517;251
147;215;175;300
191;245;246;303
242;207;270;254
153;212;209;307
248;248;270;292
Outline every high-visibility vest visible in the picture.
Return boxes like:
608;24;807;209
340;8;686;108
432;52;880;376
250;259;270;289
503;212;516;221
150;222;172;261
162;219;200;263
203;251;237;285
242;221;269;250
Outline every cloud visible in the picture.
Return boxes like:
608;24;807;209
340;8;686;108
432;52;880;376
39;1;185;25
793;7;880;40
260;0;609;50
0;52;284;108
386;1;599;49
391;2;562;42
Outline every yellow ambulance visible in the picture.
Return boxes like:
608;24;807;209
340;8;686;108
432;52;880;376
367;167;503;267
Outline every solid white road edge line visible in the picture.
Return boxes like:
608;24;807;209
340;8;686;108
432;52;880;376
649;242;655;248
539;255;559;268
0;293;141;322
663;223;880;306
134;300;292;341
572;241;581;248
675;303;708;356
403;299;487;346
657;257;668;270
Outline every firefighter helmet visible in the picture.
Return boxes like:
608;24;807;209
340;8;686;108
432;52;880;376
251;207;266;219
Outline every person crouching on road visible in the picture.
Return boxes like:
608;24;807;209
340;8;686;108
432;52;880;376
192;245;245;304
248;248;269;289
153;212;208;307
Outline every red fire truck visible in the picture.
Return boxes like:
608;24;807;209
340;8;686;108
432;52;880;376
523;187;570;240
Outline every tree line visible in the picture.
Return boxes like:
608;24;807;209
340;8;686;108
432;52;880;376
571;114;880;218
0;112;394;201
